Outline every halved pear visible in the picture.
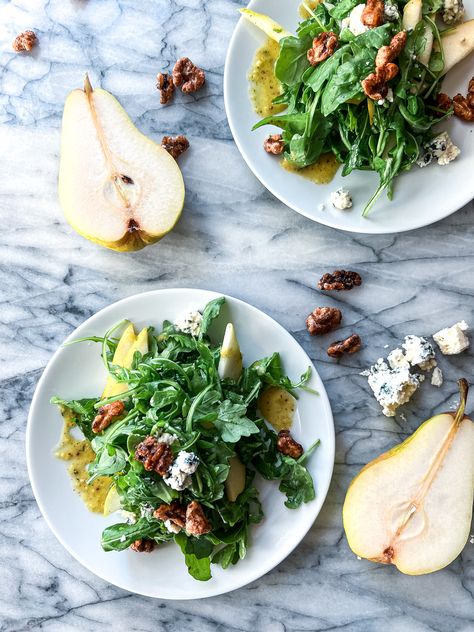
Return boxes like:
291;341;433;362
239;8;291;42
59;76;185;252
436;20;474;75
343;379;474;575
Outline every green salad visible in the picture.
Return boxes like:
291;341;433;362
244;0;472;214
52;297;319;581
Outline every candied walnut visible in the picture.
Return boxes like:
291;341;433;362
362;71;389;101
452;94;474;122
135;436;174;476
12;30;37;52
327;334;362;358
468;77;474;108
172;57;205;93
277;429;304;459
130;539;155;553
185;501;211;536
436;92;453;112
264;134;285;155
161;134;190;159
92;400;125;433
156;72;175;105
306;307;342;335
375;32;407;68
154;501;186;529
318;270;362;291
307;31;338;66
361;0;385;27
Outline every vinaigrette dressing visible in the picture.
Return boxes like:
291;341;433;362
258;387;296;431
281;154;340;184
55;408;111;513
248;38;285;117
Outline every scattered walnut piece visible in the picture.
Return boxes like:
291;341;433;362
375;31;407;68
154;501;186;529
327;334;362;358
172;57;205;93
453;94;474;122
161;134;190;159
263;134;285;155
436;92;453;113
92;400;125;433
156;72;175;105
307;31;338;66
130;539;155;553
318;270;362;291
185;501;211;536
135;436;174;476
361;70;390;101
277;429;304;459
361;0;385;27
12;30;37;52
306;307;342;335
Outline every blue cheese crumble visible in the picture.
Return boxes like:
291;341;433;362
340;4;369;36
174;311;202;336
330;187;353;210
433;321;469;355
164;451;200;491
417;132;460;168
442;0;464;24
384;0;400;20
401;335;437;370
364;359;423;416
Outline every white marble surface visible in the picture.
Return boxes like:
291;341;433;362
1;0;474;630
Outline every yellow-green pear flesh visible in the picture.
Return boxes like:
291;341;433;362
105;327;149;397
239;8;291;42
58;76;184;252
435;20;474;75
218;323;243;381
402;0;422;30
343;379;474;575
418;22;434;66
102;322;136;398
225;456;246;502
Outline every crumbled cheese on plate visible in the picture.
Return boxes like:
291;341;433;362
174;311;202;336
330;187;352;210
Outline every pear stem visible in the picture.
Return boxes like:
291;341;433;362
454;378;469;427
84;73;93;96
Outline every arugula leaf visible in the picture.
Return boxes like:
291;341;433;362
175;532;212;581
200;297;225;337
101;517;170;551
330;0;360;19
213;400;259;443
275;35;313;87
50;397;96;441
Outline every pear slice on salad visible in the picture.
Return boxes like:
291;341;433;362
436;20;474;75
402;0;422;30
239;8;291;42
102;322;136;397
104;327;148;397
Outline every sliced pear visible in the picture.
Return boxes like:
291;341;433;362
367;99;375;126
418;22;434;66
106;327;148;397
102;322;136;398
239;8;291;42
59;76;184;252
103;484;121;516
402;0;422;30
218;323;243;381
436;19;474;75
343;379;474;575
225;456;246;502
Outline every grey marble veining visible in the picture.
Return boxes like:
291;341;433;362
1;0;474;630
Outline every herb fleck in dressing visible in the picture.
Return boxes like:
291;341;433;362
258;387;296;431
55;408;111;513
281;154;340;184
248;39;285;117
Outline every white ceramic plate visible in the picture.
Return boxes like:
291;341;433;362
224;0;474;234
26;289;334;600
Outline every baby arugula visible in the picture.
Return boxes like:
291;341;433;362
51;297;320;581
253;0;451;215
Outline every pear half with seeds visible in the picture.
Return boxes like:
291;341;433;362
59;76;184;252
343;379;474;575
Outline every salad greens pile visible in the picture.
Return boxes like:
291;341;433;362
52;297;319;581
254;0;452;215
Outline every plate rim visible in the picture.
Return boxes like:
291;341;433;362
26;287;335;600
223;0;473;235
